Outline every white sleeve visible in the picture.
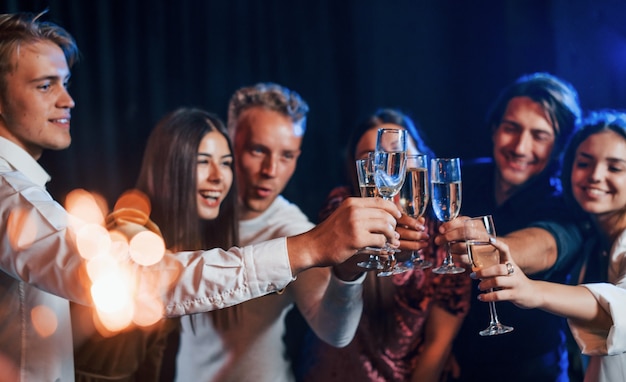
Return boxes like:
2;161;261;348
569;230;626;356
291;267;365;347
569;283;626;355
1;170;295;315
0;170;93;305
163;238;295;316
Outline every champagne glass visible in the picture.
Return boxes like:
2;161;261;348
431;157;465;274
397;154;432;270
464;215;514;336
355;152;384;270
373;128;407;277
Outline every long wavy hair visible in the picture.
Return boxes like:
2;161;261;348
136;107;239;252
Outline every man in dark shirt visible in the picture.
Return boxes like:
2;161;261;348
438;73;590;382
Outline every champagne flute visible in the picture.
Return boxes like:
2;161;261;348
464;215;514;336
373;128;407;277
355;152;384;270
431;157;465;274
397;154;432;269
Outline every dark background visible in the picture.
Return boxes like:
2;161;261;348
3;0;626;222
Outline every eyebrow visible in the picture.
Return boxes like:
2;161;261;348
197;153;233;159
500;119;554;135
577;151;626;164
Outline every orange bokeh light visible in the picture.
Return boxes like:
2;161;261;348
76;224;111;261
113;189;152;217
6;208;37;251
31;305;58;338
64;189;108;226
129;231;165;266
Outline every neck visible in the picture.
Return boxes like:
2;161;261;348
493;172;517;206
594;211;626;244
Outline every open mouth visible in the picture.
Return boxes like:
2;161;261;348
199;190;221;202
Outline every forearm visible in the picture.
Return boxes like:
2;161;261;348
295;269;364;347
163;238;294;316
532;280;612;330
411;305;464;382
500;227;557;274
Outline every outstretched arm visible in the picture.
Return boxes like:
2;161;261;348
287;197;401;274
435;217;558;274
475;239;612;331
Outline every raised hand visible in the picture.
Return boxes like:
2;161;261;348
472;238;538;310
287;197;401;274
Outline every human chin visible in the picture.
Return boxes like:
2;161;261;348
245;196;273;215
45;133;72;151
198;207;219;220
499;166;536;187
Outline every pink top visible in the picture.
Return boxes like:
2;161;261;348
297;185;471;381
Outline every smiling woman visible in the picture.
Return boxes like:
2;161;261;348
72;108;240;381
195;130;234;220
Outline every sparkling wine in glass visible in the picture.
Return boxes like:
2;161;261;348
431;157;465;274
464;215;514;336
397;154;432;269
355;152;384;270
373;128;407;277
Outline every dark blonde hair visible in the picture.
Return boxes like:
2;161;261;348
227;82;309;138
0;11;79;92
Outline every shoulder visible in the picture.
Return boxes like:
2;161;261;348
266;195;315;232
272;195;311;220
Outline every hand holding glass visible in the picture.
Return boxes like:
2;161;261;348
397;154;432;269
374;128;407;277
431;157;465;274
355;153;384;270
464;215;514;336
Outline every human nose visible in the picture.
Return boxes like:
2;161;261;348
511;131;532;155
58;87;75;109
207;162;224;183
588;164;604;183
261;155;278;177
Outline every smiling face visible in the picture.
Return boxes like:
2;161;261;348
571;130;626;224
492;96;556;196
196;131;234;220
0;41;75;159
232;107;302;220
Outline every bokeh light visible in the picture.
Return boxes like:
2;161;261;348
114;189;152;217
62;188;170;332
129;231;166;266
31;305;58;338
76;224;111;260
64;189;107;226
6;207;37;251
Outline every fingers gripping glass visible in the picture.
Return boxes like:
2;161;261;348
464;215;513;336
431;157;465;275
396;154;432;270
354;152;384;270
373;128;408;277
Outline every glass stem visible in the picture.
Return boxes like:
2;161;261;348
488;289;500;325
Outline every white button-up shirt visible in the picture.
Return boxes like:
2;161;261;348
0;137;295;381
